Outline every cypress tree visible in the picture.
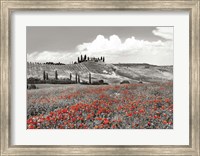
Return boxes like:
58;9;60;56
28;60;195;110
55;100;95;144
84;54;87;61
43;71;46;80
103;57;105;62
75;73;78;83
81;55;83;62
55;70;58;80
70;73;72;80
78;75;80;83
89;73;91;84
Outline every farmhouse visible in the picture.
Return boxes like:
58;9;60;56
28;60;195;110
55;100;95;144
74;54;105;64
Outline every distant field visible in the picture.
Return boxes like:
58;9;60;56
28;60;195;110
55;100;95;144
27;62;173;84
27;82;173;129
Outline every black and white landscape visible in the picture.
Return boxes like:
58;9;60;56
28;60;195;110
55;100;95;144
27;27;173;129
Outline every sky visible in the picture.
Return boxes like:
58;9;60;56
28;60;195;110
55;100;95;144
27;26;173;65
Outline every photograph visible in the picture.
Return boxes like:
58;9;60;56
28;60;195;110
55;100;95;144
26;26;173;129
1;0;199;154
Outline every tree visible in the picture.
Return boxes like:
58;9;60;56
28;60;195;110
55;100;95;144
78;57;80;63
103;57;105;62
81;55;83;62
84;54;87;61
43;71;46;80
75;73;78;83
78;75;80;83
70;73;72;80
55;70;58;80
89;73;91;84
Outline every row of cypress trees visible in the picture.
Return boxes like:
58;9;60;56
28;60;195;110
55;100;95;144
43;70;92;84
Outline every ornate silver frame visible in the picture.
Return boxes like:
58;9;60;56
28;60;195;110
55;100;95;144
0;1;199;155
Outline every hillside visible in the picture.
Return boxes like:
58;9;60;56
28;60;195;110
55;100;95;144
27;62;173;84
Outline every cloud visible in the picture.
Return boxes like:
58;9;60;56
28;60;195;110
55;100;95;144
152;27;173;40
27;29;173;65
76;34;173;65
77;35;122;53
27;51;79;64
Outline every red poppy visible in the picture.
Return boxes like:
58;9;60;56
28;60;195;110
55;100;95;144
139;109;144;113
112;125;116;129
27;118;33;124
127;113;133;117
163;113;167;117
162;120;167;124
62;109;67;113
168;121;173;125
28;124;35;129
165;98;170;103
154;115;158;119
46;116;51;121
103;118;109;124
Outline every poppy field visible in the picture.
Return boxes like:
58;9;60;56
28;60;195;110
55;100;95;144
27;82;173;129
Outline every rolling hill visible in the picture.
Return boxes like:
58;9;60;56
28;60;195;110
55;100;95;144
27;62;173;84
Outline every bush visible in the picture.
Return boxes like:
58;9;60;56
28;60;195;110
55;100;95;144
92;81;100;85
27;84;37;90
80;80;89;85
27;77;41;84
99;80;104;84
47;79;75;84
90;80;108;85
120;80;130;84
27;78;76;84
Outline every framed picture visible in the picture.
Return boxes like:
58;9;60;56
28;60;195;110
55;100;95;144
0;0;199;155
